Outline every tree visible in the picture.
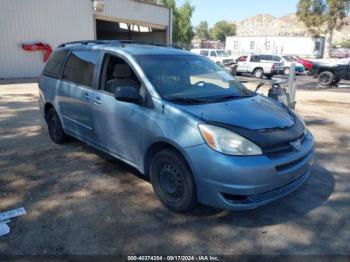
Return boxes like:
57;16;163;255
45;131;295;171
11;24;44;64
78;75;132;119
210;21;236;42
297;0;350;57
151;0;195;46
195;21;210;40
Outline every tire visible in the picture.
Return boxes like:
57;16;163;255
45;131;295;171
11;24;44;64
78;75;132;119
284;67;290;75
318;71;334;86
46;108;67;144
150;149;197;212
253;68;264;78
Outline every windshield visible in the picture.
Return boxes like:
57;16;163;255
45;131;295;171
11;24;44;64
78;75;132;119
283;56;294;62
135;54;254;102
216;51;228;57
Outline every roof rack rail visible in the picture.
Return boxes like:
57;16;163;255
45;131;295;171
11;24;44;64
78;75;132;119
119;40;182;49
58;40;123;48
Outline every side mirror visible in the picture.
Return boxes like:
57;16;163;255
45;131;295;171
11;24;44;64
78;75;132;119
114;86;143;104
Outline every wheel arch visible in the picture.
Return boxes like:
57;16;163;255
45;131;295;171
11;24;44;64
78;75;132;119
44;102;54;122
253;67;264;72
143;140;195;178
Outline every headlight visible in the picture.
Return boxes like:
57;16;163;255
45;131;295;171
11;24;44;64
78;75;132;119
198;124;262;156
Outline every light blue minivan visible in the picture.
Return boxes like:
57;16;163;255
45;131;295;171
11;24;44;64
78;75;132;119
39;40;314;212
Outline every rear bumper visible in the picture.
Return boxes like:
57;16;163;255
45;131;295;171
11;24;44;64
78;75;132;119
185;132;314;210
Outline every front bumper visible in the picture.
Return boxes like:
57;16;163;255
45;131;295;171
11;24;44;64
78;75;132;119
185;133;314;210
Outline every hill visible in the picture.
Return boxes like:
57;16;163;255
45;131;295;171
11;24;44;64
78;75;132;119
235;13;350;43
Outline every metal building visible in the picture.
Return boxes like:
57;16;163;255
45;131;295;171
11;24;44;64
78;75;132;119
226;36;325;59
0;0;172;78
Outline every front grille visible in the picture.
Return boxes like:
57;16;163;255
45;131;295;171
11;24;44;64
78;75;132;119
249;172;309;202
222;172;309;205
263;133;305;156
223;59;234;65
276;151;311;173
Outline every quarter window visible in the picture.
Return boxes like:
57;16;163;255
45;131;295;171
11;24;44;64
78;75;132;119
63;51;100;88
44;50;69;78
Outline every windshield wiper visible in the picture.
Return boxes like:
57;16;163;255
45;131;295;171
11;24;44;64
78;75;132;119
210;94;254;102
163;96;210;104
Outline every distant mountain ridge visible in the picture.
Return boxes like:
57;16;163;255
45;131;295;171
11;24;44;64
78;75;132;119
234;13;350;43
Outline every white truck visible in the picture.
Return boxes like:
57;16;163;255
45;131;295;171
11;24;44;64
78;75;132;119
236;54;284;78
191;48;236;74
191;49;235;66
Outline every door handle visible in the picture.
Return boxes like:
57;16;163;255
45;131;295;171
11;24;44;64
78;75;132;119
94;97;102;105
82;93;90;101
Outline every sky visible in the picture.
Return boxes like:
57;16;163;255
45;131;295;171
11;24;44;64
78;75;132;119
177;0;299;27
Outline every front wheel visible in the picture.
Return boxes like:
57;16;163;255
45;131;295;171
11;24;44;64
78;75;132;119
253;68;264;78
47;108;67;144
318;71;334;86
150;149;197;212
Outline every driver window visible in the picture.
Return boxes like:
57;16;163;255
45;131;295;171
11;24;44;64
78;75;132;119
210;51;217;57
100;54;141;94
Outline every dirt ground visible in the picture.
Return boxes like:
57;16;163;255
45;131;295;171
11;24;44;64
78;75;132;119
0;76;349;255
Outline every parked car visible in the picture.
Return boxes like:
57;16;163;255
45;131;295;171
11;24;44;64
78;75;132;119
310;58;350;86
39;40;314;212
290;56;313;71
236;54;284;78
258;54;305;75
191;48;235;67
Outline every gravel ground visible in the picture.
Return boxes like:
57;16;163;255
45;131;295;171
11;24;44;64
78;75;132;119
0;76;349;255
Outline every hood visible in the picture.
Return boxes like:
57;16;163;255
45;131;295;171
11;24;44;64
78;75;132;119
178;95;295;130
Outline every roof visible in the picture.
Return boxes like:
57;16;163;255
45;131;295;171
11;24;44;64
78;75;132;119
117;44;192;56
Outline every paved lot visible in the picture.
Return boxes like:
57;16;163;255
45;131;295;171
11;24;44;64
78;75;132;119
0;76;349;255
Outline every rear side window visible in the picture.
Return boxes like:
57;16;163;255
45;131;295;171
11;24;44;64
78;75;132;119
44;50;69;78
63;51;100;88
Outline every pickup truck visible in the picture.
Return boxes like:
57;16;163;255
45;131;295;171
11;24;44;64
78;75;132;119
236;55;284;78
310;59;350;86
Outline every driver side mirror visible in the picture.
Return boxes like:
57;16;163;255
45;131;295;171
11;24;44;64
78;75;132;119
114;86;143;104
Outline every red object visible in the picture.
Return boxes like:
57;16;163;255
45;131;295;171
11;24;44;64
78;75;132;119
21;42;52;62
293;56;313;71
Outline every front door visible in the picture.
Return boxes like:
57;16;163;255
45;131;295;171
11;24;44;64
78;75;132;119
58;50;101;142
91;53;144;165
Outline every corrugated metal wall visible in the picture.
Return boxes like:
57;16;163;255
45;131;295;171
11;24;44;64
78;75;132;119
0;0;94;78
0;0;171;78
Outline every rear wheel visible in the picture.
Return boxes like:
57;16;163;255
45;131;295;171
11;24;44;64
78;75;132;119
150;149;197;212
253;68;264;78
47;108;67;144
318;71;334;86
